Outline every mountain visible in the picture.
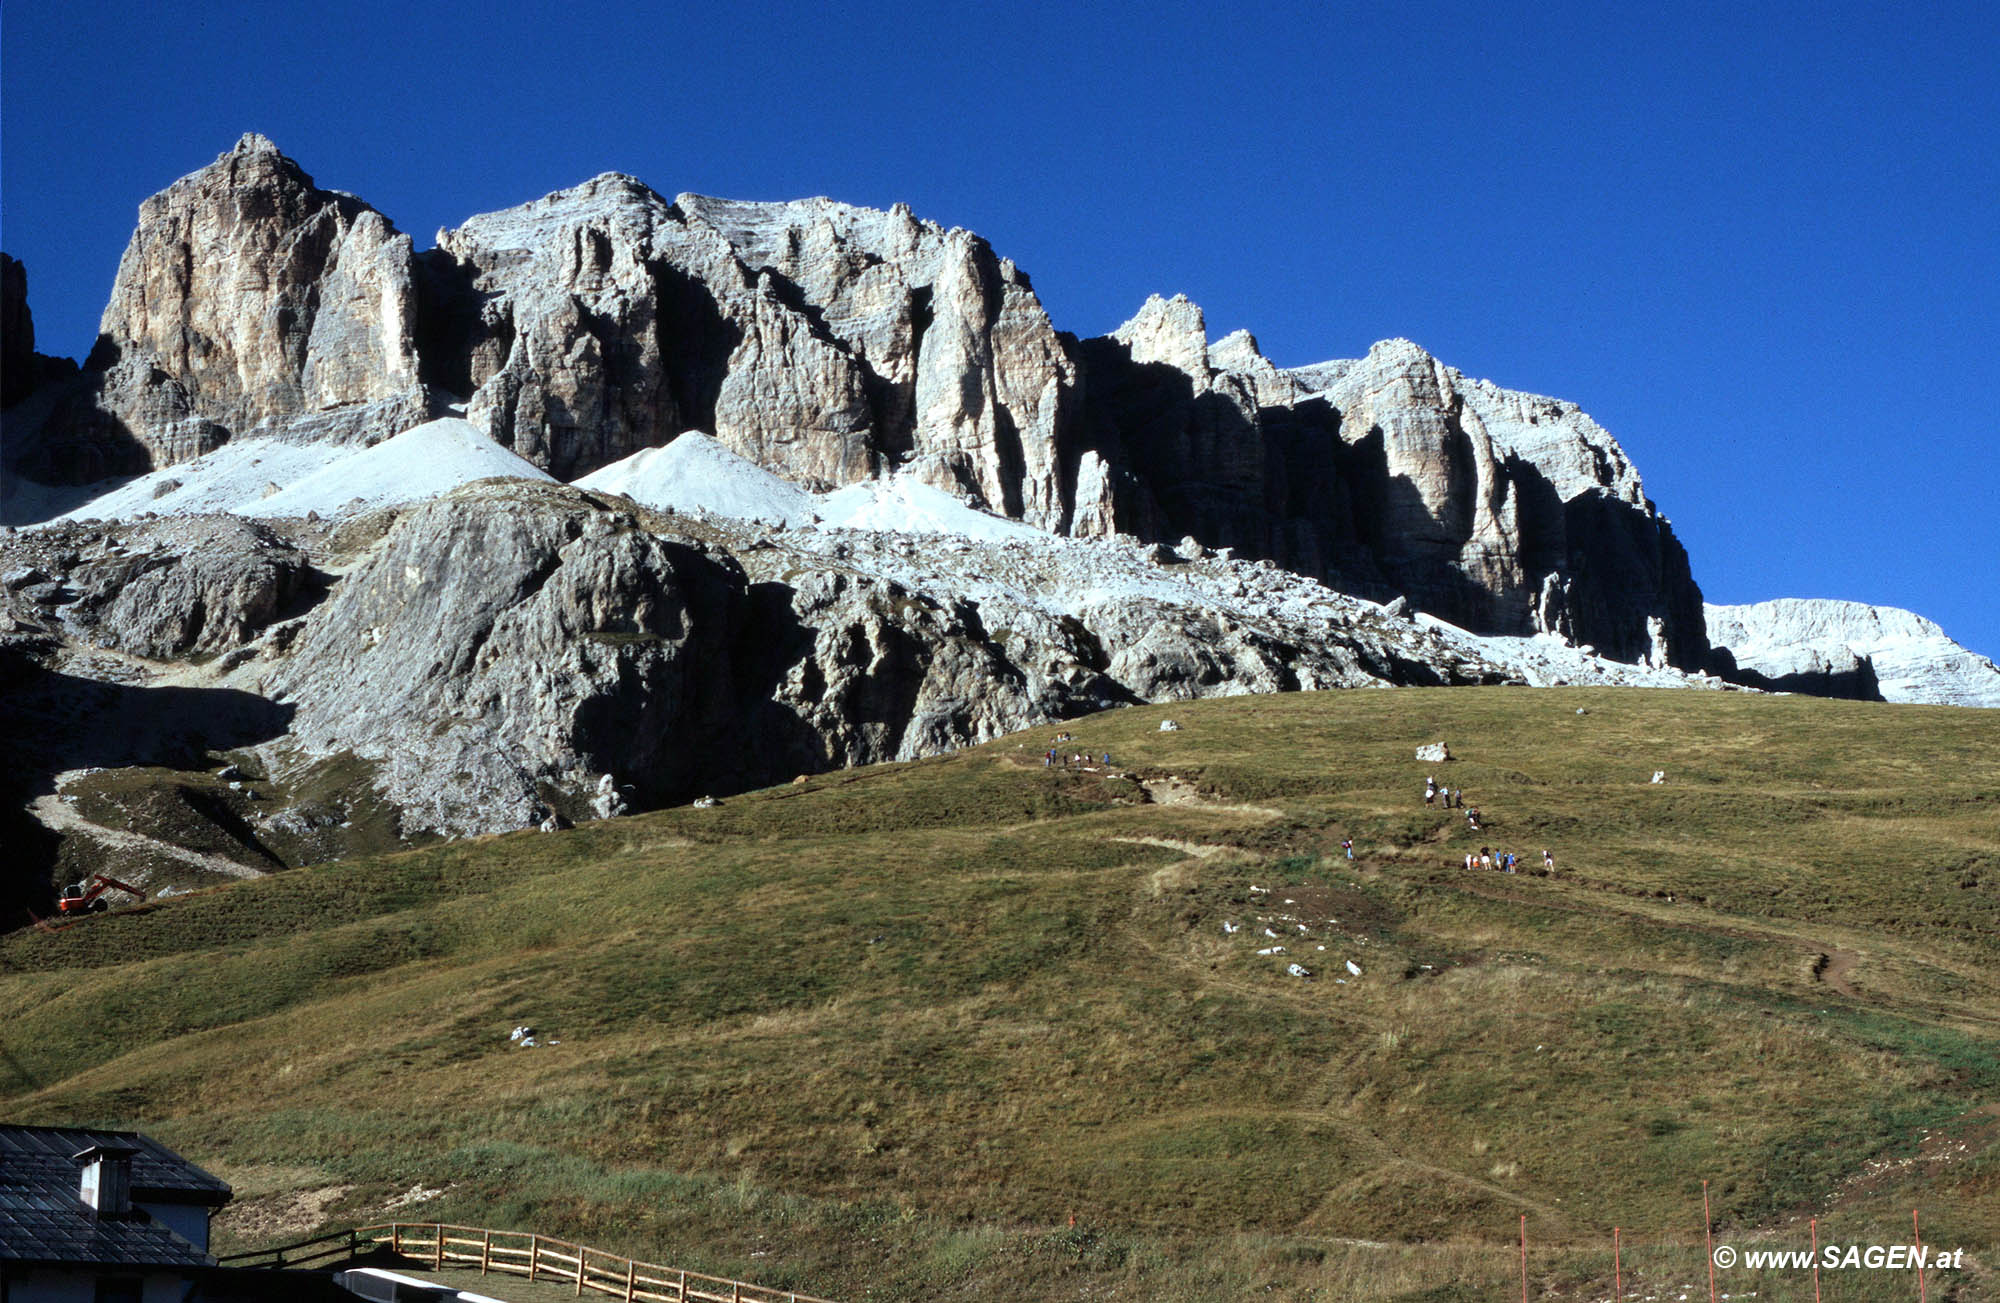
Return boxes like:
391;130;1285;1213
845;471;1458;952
5;134;1702;668
1705;599;2000;707
1;135;1990;913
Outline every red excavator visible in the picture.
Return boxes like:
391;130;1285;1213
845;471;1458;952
56;874;146;915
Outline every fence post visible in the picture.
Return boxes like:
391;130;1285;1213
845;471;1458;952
678;1268;687;1301
531;1234;540;1283
626;1257;636;1302
482;1228;492;1275
733;1282;742;1303
393;1223;403;1256
577;1245;585;1296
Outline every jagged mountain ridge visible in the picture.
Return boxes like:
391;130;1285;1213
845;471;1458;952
4;133;1703;668
1705;599;2000;707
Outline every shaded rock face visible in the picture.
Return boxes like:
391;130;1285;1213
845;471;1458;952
5;515;314;659
1066;318;1706;668
18;138;1706;668
1;253;82;444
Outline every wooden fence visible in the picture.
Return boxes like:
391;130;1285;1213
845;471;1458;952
354;1222;837;1303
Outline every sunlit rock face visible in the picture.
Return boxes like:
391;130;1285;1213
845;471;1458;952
15;137;1710;668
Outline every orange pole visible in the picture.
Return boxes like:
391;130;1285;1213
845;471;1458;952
1812;1217;1821;1303
1614;1226;1621;1303
1704;1181;1717;1303
1520;1214;1528;1303
1914;1209;1926;1303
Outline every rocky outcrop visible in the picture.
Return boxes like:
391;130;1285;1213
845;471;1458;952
416;186;1079;514
16;137;1708;670
2;254;80;411
1066;319;1705;668
4;515;314;658
261;480;745;834
18;136;430;482
1;253;31;408
1705;600;2000;707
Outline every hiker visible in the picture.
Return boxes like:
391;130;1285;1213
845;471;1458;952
1543;849;1555;873
1342;838;1354;860
1464;852;1474;871
1425;776;1437;806
1103;752;1111;765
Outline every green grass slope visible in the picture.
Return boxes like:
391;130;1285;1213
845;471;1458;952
3;688;1996;1302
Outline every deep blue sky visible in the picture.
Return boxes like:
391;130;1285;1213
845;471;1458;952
5;1;1996;658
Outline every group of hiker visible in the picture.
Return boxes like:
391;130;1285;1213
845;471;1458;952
1425;775;1483;828
1427;773;1555;875
1044;733;1110;768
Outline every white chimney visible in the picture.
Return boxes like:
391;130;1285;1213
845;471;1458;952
74;1144;139;1216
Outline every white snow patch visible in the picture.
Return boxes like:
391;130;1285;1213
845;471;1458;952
575;433;818;526
814;475;1045;543
252;419;553;517
45;419;551;523
54;439;351;521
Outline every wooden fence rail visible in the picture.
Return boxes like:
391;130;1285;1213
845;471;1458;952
353;1222;838;1303
214;1227;364;1270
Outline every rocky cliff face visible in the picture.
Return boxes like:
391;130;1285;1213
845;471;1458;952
1705;600;2000;707
1068;318;1705;667
13;136;430;483
12;136;1706;668
0;254;80;424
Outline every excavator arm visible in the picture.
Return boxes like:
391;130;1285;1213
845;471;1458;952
56;873;147;914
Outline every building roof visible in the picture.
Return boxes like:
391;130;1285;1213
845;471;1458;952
0;1125;231;1269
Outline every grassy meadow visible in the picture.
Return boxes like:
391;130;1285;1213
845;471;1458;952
2;687;1996;1301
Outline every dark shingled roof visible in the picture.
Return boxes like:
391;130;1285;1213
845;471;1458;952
0;1124;231;1268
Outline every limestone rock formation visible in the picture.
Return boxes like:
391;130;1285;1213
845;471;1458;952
424;174;693;481
1068;316;1704;668
18;136;431;482
0;253;32;409
416;185;1079;516
13;137;1709;670
4;515;314;659
1705;600;2000;706
262;480;745;834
